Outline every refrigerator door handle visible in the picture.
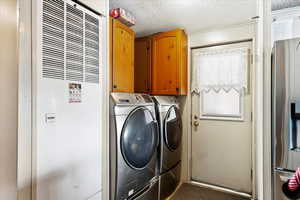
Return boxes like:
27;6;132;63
291;103;300;150
291;103;300;120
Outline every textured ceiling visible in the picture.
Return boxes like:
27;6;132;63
272;0;300;10
110;0;257;37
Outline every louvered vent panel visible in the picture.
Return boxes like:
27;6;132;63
66;4;84;82
85;13;100;84
42;0;65;80
42;0;100;84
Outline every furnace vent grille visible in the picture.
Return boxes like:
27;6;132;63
42;0;101;84
66;4;84;82
42;0;65;80
85;13;100;84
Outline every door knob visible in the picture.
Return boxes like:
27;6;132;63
193;121;200;127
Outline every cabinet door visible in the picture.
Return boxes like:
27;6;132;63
112;19;135;92
152;31;179;95
135;37;151;93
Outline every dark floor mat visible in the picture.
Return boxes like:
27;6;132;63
171;183;250;200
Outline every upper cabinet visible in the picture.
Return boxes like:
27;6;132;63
110;18;135;93
133;29;188;95
134;37;152;93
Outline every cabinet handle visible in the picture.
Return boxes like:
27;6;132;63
113;85;117;89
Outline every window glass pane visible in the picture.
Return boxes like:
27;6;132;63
201;90;242;118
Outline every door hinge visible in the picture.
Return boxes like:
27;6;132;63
251;112;253;122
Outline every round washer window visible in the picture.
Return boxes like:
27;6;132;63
121;107;158;169
164;106;182;151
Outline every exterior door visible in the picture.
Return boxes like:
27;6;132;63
191;41;253;194
121;107;158;169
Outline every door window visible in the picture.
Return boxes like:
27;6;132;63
191;47;249;120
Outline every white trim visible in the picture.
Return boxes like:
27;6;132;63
256;0;272;200
31;0;39;198
101;0;110;198
17;0;32;199
251;36;257;199
189;181;252;199
263;0;272;200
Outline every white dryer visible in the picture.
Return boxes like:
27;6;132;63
110;93;159;200
153;96;182;200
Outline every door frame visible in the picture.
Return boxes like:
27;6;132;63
18;0;33;199
187;38;256;199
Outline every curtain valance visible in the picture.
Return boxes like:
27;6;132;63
191;47;249;94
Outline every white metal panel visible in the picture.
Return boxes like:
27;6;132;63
34;0;103;199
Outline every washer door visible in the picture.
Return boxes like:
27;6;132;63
164;106;182;151
121;107;158;169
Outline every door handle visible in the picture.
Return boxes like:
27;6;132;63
193;121;200;127
291;103;300;120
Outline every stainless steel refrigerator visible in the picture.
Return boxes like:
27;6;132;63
272;37;300;200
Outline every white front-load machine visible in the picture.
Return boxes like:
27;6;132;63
153;96;182;200
110;93;159;200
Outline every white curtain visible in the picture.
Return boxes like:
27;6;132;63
192;47;249;94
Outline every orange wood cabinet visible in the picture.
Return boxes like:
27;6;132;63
151;29;187;95
110;18;135;93
134;37;152;93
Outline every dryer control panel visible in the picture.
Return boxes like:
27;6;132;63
111;93;153;105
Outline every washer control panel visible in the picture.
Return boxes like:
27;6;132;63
111;93;153;105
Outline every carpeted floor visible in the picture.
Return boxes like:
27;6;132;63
170;183;250;200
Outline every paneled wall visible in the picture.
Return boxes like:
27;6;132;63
0;0;18;199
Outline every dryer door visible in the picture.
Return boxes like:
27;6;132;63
164;106;182;151
121;107;158;169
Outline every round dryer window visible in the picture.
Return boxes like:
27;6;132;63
164;106;182;151
121;107;158;169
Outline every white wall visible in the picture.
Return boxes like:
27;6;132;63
181;21;261;198
189;22;256;47
0;0;18;199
